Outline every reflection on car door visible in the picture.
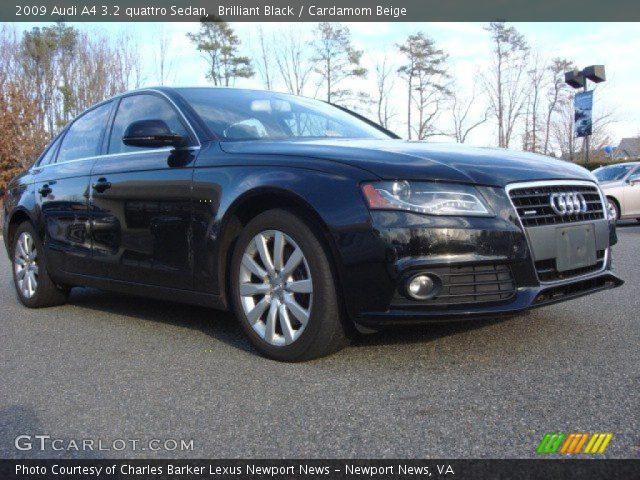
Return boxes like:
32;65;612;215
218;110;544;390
89;93;197;289
32;102;113;275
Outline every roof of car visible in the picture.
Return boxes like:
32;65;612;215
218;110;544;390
596;161;640;168
130;86;289;95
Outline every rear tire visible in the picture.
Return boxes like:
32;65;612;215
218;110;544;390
230;209;348;361
11;221;69;308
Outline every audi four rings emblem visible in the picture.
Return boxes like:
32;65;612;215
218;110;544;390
549;192;588;215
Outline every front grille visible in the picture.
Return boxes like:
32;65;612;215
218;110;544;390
393;264;516;307
535;249;605;282
509;184;604;227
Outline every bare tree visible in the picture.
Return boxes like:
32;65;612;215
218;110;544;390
542;58;573;155
312;23;366;103
187;17;254;86
522;52;547;152
0;25;21;90
274;28;316;96
20;24;63;133
450;81;488;143
374;55;396;129
14;23;142;135
482;22;530;148
254;28;275;90
397;32;450;140
155;26;175;85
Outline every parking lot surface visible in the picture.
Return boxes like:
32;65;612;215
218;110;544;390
1;223;638;459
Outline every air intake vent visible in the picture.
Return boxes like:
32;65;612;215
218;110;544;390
509;184;604;227
535;250;606;282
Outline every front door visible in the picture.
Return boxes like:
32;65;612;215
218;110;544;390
33;102;113;275
89;93;197;289
623;169;640;216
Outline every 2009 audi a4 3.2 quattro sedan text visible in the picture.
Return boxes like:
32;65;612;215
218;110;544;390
3;87;623;361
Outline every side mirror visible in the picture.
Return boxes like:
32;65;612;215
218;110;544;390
122;119;186;148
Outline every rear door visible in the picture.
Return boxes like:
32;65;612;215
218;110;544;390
89;92;198;289
32;102;113;275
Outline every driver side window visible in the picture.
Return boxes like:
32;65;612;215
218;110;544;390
108;94;189;154
628;170;640;182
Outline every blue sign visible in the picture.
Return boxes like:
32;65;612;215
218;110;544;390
574;91;593;138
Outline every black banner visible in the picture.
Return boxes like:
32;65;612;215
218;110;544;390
1;459;640;480
4;0;640;22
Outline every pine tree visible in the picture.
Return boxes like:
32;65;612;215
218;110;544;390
397;32;450;140
312;23;366;103
187;17;254;86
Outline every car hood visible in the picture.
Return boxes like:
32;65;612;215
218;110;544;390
220;139;594;187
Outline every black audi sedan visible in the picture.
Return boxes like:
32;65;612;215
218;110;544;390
3;87;623;361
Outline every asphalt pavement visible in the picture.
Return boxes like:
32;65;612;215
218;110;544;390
1;223;639;459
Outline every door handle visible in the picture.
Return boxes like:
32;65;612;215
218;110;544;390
92;178;112;193
38;185;52;197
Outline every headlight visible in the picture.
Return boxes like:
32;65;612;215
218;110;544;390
361;181;493;217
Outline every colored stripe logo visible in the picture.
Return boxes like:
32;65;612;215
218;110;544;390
537;432;613;454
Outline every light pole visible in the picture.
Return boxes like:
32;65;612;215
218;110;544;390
564;65;606;165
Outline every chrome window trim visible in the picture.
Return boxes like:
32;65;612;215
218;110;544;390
33;146;201;170
626;167;640;182
505;179;609;285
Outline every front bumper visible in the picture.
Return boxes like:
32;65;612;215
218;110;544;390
341;185;623;327
356;272;623;327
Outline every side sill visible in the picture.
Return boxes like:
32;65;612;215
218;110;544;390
54;271;227;310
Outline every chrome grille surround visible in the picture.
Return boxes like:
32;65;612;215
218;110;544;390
505;180;609;285
508;182;604;227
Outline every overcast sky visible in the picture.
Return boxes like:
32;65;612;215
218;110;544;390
14;22;640;148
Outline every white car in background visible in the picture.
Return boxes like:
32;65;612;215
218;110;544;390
593;162;640;222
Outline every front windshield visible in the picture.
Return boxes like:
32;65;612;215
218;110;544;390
179;88;392;141
593;165;635;182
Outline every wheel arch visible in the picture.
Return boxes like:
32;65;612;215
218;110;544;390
217;188;346;316
5;208;36;251
606;195;621;217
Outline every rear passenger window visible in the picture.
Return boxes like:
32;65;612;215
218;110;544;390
57;102;112;163
37;136;62;166
108;94;189;154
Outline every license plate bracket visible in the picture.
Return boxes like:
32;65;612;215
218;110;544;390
555;224;597;272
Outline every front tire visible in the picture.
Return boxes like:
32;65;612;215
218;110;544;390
606;197;620;222
230;209;347;361
11;222;69;308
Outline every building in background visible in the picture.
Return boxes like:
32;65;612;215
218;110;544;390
613;137;640;160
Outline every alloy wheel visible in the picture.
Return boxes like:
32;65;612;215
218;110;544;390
14;232;39;299
607;199;619;221
238;230;313;346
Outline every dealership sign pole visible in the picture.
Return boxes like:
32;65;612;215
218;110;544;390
564;65;606;165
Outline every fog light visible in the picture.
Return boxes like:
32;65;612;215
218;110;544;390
407;274;436;300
